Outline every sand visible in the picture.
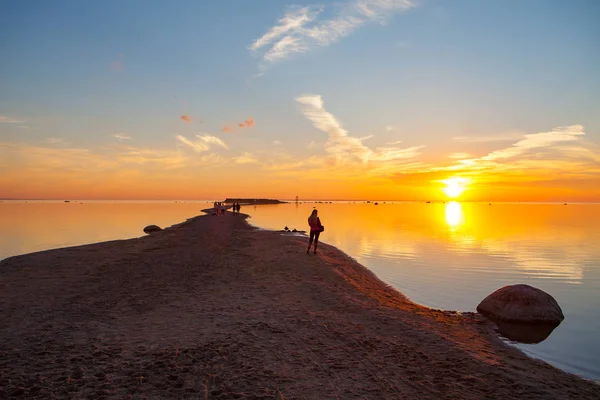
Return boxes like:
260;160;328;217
0;211;598;399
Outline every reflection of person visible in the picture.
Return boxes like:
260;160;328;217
307;209;322;254
236;203;241;214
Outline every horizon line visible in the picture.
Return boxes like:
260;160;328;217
1;198;599;204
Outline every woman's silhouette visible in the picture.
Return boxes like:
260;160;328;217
307;209;323;254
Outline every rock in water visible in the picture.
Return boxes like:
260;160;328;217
143;225;162;234
477;284;564;325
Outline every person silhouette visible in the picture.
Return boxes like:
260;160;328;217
307;209;323;254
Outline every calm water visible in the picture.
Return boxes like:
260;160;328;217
0;201;214;260
1;201;599;381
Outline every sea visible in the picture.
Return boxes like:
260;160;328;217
1;200;599;382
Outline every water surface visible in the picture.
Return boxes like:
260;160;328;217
0;200;212;260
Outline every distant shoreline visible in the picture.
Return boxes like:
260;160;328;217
2;198;599;204
0;210;598;398
223;198;287;205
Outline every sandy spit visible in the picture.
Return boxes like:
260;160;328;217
0;211;598;399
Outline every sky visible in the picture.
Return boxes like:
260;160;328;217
1;0;599;201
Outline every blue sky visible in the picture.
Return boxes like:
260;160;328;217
1;0;599;200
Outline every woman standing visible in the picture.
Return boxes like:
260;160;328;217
307;209;323;254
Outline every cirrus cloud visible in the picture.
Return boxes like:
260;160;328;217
249;0;417;66
0;115;23;123
295;94;423;169
113;134;132;141
176;134;229;152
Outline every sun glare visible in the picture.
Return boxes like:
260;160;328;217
441;177;469;199
444;201;464;228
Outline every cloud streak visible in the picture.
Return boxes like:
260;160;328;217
113;134;131;141
295;94;423;170
480;125;585;161
234;152;259;164
250;0;416;65
197;134;228;149
176;134;229;152
439;125;600;186
0;115;23;123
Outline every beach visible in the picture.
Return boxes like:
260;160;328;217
0;211;598;399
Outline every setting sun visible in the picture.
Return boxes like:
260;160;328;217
441;178;470;199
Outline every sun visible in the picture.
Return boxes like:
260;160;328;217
441;177;469;199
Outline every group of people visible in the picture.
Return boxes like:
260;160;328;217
212;201;242;216
212;201;226;216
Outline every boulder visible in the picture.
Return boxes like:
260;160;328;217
476;284;564;325
143;225;162;234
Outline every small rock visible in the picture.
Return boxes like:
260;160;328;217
143;225;162;234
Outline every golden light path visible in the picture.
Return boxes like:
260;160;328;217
444;201;464;228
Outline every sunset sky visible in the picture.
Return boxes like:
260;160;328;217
1;0;599;201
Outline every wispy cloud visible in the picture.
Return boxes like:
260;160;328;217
180;115;191;123
250;0;416;66
176;135;209;152
385;125;395;132
441;125;600;185
480;125;585;162
234;152;259;164
0;142;190;174
197;134;228;149
113;134;131;141
273;140;283;145
296;94;423;170
176;134;229;152
0;115;23;123
249;6;321;51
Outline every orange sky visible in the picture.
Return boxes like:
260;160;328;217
1;123;599;201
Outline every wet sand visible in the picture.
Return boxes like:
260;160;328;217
0;211;598;399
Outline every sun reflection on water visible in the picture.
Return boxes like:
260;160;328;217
444;201;464;229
